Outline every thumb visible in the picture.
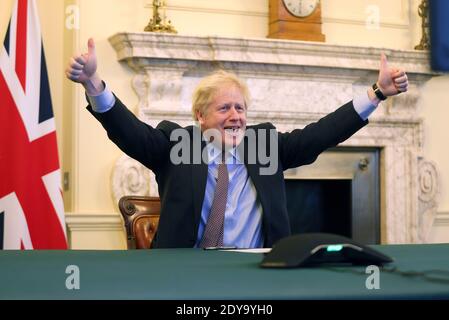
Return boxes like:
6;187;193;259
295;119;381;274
87;38;96;56
380;53;388;72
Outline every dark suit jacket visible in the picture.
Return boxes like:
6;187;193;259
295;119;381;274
89;98;367;248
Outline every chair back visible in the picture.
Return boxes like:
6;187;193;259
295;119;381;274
118;196;160;249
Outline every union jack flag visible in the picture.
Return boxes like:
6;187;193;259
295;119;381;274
0;0;67;249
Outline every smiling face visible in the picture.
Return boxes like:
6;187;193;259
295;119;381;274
196;84;247;148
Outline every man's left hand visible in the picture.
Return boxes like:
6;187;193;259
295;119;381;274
377;53;409;97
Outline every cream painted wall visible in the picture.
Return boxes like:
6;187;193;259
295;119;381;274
420;77;449;212
1;0;447;248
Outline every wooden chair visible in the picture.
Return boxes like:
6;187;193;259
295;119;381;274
118;196;161;249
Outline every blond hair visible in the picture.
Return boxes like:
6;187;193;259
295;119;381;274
191;70;250;120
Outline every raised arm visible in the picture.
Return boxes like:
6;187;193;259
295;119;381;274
279;53;409;169
65;38;171;171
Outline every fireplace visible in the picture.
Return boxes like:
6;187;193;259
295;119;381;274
286;179;352;238
108;32;439;244
284;147;380;244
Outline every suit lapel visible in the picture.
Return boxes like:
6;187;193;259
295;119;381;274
191;128;208;232
238;133;271;242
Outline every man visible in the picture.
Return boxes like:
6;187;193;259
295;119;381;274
66;39;409;249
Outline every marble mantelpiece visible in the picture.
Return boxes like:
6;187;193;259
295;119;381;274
108;32;438;244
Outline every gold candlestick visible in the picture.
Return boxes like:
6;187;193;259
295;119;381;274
415;0;430;50
144;0;177;33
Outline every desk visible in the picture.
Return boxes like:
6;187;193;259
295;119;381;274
1;244;449;299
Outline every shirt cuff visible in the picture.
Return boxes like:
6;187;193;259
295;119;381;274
87;83;116;113
353;91;377;121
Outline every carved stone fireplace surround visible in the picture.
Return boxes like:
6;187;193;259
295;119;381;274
108;32;439;244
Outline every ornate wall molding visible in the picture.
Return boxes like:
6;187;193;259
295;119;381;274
434;212;449;226
418;160;440;242
111;155;153;201
65;213;123;231
65;213;125;249
109;32;438;243
144;0;411;28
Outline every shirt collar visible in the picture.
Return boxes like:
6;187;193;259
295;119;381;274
206;143;243;165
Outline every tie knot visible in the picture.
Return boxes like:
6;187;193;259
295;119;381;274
221;151;227;164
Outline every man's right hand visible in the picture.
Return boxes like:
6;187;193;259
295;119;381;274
65;38;104;95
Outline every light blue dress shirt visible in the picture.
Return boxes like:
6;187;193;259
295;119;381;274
88;86;378;248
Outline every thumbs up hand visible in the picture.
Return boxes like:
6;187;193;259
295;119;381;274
66;38;103;95
376;53;409;97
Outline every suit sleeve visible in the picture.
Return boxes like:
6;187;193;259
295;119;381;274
87;96;171;171
279;101;368;169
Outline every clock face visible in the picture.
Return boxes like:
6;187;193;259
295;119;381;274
282;0;319;18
